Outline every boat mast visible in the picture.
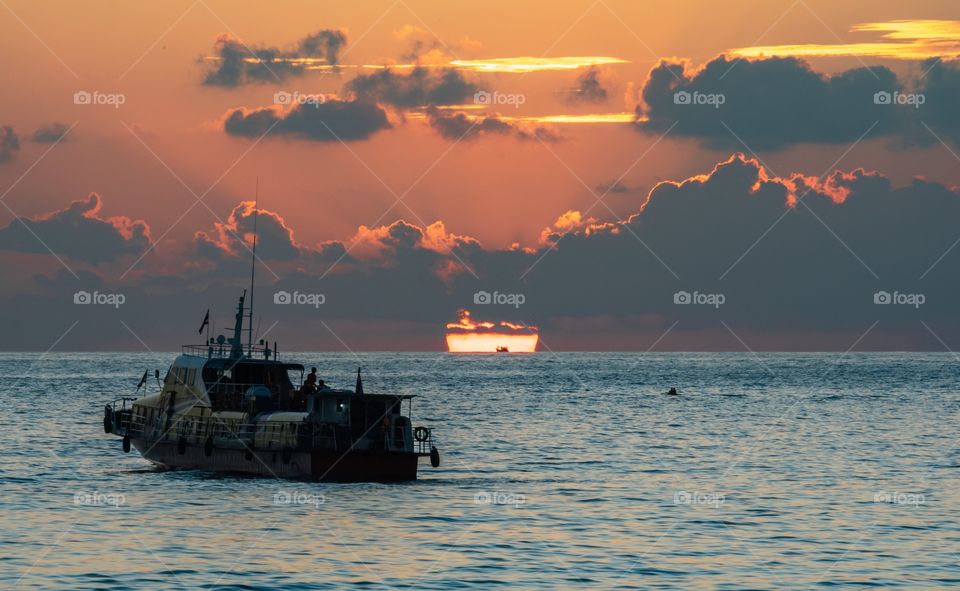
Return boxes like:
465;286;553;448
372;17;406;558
247;178;259;354
230;289;245;359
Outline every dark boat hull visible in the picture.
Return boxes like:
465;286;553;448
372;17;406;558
131;439;421;482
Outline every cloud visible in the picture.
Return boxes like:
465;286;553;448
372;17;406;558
32;122;71;143
203;30;347;87
917;58;960;145
0;126;20;162
446;308;537;334
595;179;639;194
347;219;481;260
449;56;628;73
566;67;608;103
392;26;481;65
193;201;301;261
539;210;599;245
223;99;391;142
0;193;151;263
319;153;960;343
9;156;960;350
345;67;479;108
729;19;960;61
180;153;960;343
512;153;960;337
426;107;560;142
636;55;906;150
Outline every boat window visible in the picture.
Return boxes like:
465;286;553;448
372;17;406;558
186;368;197;386
287;368;302;387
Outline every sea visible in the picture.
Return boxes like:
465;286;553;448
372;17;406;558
1;352;958;590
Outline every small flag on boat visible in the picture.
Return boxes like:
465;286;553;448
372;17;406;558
137;369;148;390
198;309;209;334
355;367;364;395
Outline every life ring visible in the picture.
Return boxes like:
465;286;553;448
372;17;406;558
204;435;214;456
177;436;187;455
122;435;131;453
414;426;429;442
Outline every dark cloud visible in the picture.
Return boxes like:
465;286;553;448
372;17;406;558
223;99;391;142
637;56;907;150
0;126;20;162
595;180;638;194
32;122;71;143
567;67;608;103
0;193;151;264
193;201;301;261
916;58;960;146
426;107;559;142
8;156;960;350
203;30;347;87
345;67;479;108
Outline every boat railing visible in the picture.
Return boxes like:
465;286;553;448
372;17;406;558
414;427;437;455
182;343;274;359
107;397;139;435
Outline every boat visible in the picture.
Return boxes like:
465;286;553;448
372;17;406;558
104;292;440;481
496;346;509;353
103;189;439;481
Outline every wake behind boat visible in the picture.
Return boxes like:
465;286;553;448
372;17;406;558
104;291;440;481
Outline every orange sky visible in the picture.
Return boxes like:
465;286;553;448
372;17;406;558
1;1;960;350
2;0;959;255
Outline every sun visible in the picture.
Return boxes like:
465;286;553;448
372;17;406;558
445;332;539;353
445;309;539;352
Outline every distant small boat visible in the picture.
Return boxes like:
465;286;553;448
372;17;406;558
496;346;509;353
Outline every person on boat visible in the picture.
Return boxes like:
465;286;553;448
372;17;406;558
380;416;390;449
265;370;275;395
304;367;318;392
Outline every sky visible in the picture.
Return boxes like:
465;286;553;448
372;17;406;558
1;0;960;351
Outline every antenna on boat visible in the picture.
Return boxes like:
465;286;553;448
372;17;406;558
247;177;259;354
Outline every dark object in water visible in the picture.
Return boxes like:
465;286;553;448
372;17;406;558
666;387;678;395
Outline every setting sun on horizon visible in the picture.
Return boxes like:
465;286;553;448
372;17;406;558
445;309;539;352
